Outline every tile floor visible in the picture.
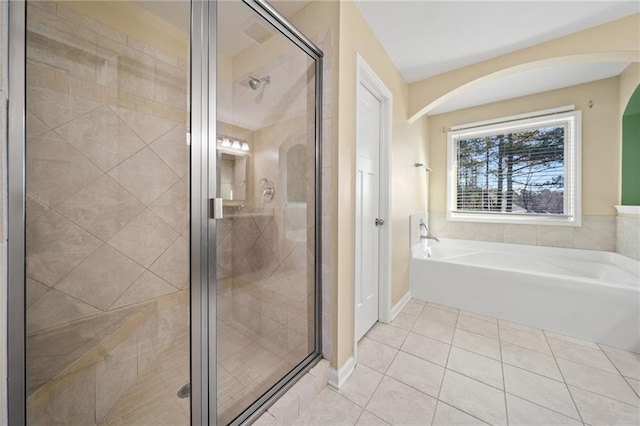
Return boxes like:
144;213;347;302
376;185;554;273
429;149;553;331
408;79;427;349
294;298;640;426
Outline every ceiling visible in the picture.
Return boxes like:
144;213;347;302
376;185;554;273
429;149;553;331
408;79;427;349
429;61;631;115
353;1;639;84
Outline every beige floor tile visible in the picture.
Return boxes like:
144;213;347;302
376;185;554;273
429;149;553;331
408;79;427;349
294;388;362;426
365;323;409;349
431;402;487;425
605;351;640;380
570;386;640;426
447;346;503;390
544;330;601;349
357;337;398;374
627;378;640;401
401;299;425;317
505;394;582;426
400;332;450;367
412;317;456;344
499;327;551;355
501;341;563;381
556;358;640;407
419;306;458;328
457;315;499;340
386;351;444;398
503;364;579;420
388;312;418;331
547;337;617;373
439;370;506;426
355;410;389;425
339;364;383;407
452;329;500;360
366;376;437;426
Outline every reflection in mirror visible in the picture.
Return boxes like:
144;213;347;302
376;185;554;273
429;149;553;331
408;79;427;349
219;152;248;201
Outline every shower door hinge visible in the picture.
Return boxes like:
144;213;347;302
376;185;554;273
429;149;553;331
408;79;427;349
209;198;223;219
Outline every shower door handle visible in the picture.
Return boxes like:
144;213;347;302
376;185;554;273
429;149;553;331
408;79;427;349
209;198;224;219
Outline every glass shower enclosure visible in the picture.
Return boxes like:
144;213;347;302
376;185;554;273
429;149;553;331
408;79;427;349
8;1;323;424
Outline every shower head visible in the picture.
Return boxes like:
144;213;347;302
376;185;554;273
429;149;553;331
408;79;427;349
247;76;271;91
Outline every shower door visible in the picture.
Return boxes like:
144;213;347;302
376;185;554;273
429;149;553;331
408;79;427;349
9;1;321;424
213;1;323;424
19;1;192;424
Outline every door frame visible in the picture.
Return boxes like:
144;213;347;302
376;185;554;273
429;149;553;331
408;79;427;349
353;53;393;359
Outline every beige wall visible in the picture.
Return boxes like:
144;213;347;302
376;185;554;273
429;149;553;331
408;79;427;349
409;13;640;121
334;1;428;368
428;77;621;250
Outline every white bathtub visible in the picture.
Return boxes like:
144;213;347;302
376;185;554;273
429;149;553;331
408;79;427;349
410;239;640;351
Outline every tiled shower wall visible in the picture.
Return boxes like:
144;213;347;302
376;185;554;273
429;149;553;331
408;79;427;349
25;2;189;423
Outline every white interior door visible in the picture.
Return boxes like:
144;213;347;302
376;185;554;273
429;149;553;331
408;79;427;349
355;82;381;342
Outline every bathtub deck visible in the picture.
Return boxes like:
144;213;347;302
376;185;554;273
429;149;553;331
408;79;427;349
277;298;640;426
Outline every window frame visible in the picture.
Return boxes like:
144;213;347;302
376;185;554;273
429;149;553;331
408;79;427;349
446;108;582;226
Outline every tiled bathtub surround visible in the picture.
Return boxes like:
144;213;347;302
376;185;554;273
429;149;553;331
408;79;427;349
617;214;640;261
429;212;617;251
25;1;189;423
292;299;640;426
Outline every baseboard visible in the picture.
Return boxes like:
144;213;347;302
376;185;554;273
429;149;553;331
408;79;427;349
327;356;355;389
390;291;412;321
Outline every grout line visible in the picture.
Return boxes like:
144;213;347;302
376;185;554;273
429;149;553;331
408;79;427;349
543;331;586;424
598;346;640;400
430;309;459;426
497;314;509;425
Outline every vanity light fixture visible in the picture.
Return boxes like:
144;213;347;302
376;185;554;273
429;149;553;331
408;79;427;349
221;138;232;148
241;142;250;151
231;140;241;150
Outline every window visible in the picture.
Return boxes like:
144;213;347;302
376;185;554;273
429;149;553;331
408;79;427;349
447;108;581;226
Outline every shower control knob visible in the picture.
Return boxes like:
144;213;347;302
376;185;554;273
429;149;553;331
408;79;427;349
375;218;384;226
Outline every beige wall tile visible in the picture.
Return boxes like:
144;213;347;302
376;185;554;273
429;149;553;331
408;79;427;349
27;86;100;129
107;147;179;205
617;216;639;261
26;289;100;333
55;174;145;242
27;132;102;207
111;271;176;309
108;209;179;268
110;105;177;144
149;237;189;289
536;226;575;248
56;244;145;310
149;125;188;178
574;216;616;251
26;210;102;286
504;224;537;246
149;178;188;232
55;105;145;172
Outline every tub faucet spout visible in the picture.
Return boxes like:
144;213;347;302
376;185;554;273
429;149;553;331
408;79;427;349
419;219;440;242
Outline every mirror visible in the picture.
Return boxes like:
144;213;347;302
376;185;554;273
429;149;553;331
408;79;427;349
218;152;248;201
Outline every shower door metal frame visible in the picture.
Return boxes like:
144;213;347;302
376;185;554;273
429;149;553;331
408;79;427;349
7;0;27;424
207;1;325;424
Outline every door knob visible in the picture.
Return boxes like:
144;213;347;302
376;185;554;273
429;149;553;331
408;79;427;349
375;218;384;226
